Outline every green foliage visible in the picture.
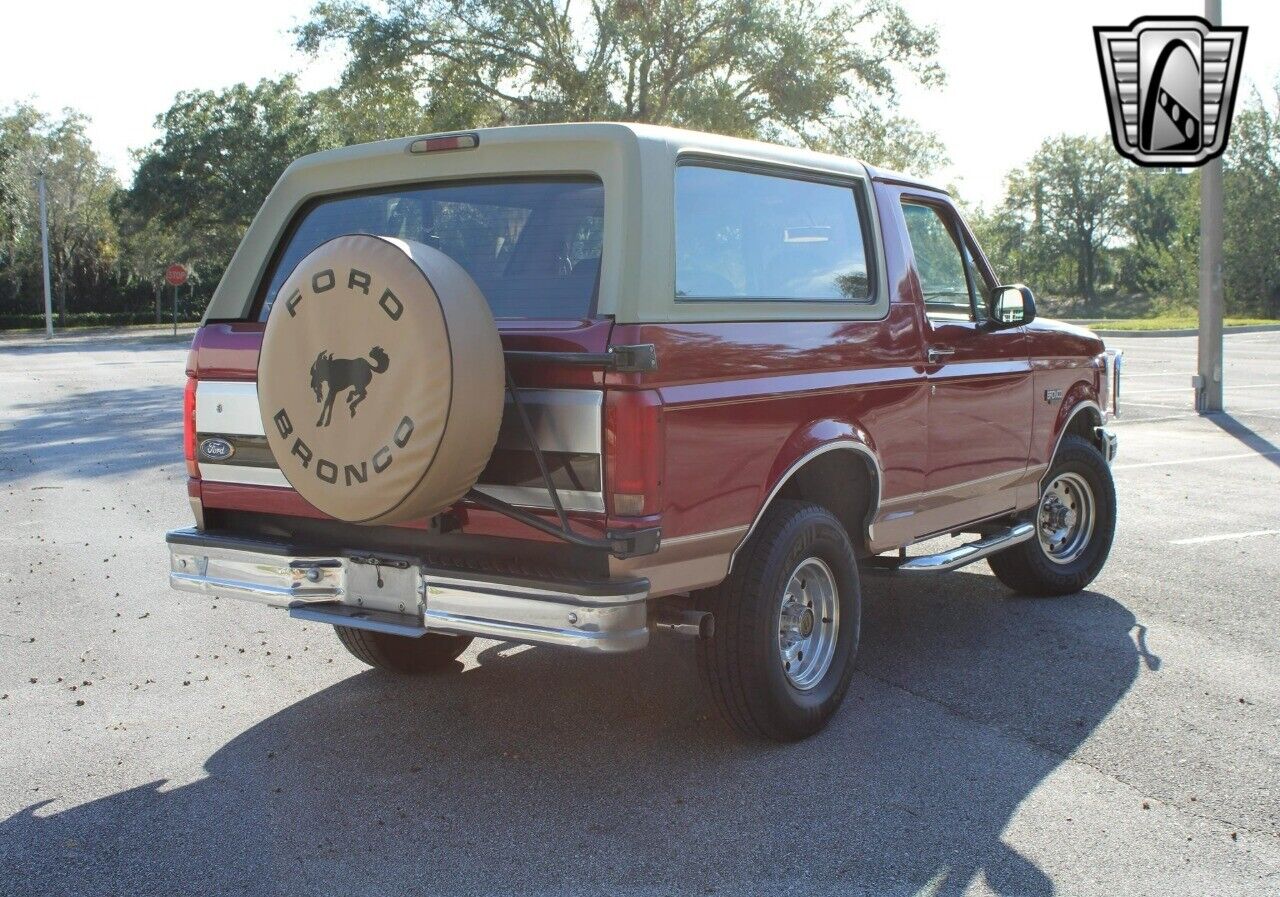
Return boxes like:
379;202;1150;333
1117;167;1198;302
973;86;1280;320
1224;86;1280;317
0;310;202;331
121;77;334;289
0;104;130;319
6;13;1279;329
979;136;1128;313
296;0;947;171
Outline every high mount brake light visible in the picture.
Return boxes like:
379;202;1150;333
408;134;480;154
183;376;198;478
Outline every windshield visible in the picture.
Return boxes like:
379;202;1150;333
256;178;604;320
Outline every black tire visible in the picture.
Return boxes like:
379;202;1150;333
694;500;861;741
988;434;1117;596
334;626;472;674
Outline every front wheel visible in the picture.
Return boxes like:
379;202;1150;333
695;500;861;741
988;434;1117;596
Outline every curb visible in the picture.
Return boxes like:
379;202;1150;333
0;325;199;348
1088;324;1280;338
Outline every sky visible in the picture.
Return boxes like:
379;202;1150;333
1;0;1276;207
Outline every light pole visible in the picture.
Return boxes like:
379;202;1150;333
38;173;53;339
1196;0;1225;413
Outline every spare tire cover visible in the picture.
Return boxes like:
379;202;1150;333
257;235;504;525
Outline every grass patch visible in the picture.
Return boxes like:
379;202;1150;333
0;312;202;332
1080;315;1277;331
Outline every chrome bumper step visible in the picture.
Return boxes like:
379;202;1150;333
290;602;431;638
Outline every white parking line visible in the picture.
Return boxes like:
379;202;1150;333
1127;382;1280;396
1122;400;1196;411
1114;450;1280;470
1110;414;1192;425
1171;529;1280;545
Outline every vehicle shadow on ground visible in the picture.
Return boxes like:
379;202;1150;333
0;573;1149;896
0;385;181;484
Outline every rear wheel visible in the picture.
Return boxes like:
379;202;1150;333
695;500;861;741
334;626;472;674
988;434;1116;595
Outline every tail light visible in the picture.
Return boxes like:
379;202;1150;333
604;389;663;517
184;375;199;477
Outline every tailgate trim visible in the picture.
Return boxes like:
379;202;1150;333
193;380;606;512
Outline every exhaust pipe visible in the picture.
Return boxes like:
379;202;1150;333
651;606;714;640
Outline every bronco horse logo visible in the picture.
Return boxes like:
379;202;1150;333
309;346;390;427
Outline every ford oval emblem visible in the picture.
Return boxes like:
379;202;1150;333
199;437;235;462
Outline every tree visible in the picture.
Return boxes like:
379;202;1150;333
121;78;334;287
0;105;122;320
296;0;947;171
1117;167;1197;303
0;105;42;261
1224;84;1280;317
997;136;1127;311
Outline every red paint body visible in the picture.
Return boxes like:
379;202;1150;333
188;178;1104;558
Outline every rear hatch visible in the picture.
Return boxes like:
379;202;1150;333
189;176;613;530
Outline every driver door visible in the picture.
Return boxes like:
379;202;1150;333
899;196;1033;535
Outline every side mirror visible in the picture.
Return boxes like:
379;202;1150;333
990;285;1036;327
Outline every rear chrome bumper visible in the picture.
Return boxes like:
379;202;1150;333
166;528;650;653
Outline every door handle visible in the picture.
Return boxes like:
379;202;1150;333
927;347;956;363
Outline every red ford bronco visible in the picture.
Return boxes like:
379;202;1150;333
168;124;1121;740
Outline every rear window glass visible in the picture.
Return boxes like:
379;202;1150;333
675;165;873;302
257;178;604;320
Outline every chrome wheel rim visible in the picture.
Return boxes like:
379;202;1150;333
777;557;839;690
1037;472;1095;565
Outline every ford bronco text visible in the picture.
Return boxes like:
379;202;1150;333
168;124;1120;740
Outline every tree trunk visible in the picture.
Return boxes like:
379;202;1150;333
1076;244;1091;312
1084;245;1097;313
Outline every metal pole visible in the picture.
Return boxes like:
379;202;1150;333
172;283;178;336
37;174;53;339
1196;0;1225;414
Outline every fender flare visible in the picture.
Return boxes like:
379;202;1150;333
1043;394;1103;486
727;424;883;574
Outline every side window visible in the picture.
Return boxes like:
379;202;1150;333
675;165;873;302
901;201;978;323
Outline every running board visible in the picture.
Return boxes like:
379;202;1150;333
866;523;1035;574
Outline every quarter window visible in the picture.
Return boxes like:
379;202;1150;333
675;165;873;302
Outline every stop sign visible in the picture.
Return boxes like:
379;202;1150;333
165;263;188;287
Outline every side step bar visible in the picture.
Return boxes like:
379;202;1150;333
867;522;1036;574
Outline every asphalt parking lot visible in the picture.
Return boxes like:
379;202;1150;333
1;328;1277;896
